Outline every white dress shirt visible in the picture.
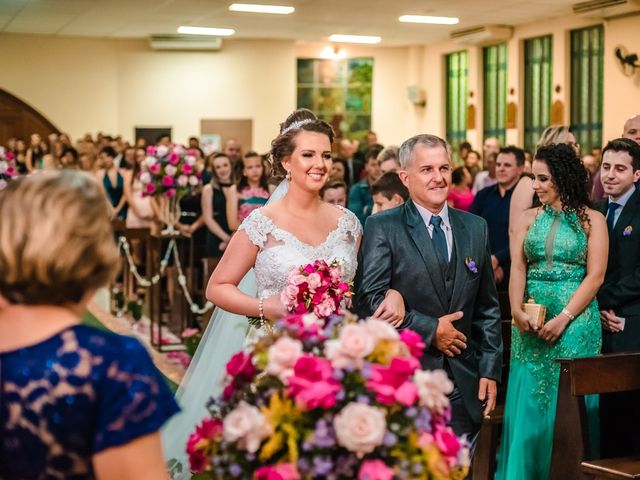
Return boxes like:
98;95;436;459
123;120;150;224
609;185;636;228
414;202;453;261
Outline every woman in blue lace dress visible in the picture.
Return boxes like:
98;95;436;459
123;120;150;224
495;144;608;479
0;171;179;479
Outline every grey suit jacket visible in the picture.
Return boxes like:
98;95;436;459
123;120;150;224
356;199;503;423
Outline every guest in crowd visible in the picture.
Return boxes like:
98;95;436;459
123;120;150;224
465;149;482;180
597;138;640;458
25;133;47;171
623;114;640;144
371;171;408;214
496;143;607;480
470;146;525;289
96;146;128;221
348;145;383;225
0;171;178;479
223;138;242;167
583;153;600;176
60;146;79;169
378;145;401;174
329;157;348;183
447;166;474;212
201;153;234;272
320;179;348;207
226;151;271;231
337;138;363;187
509;125;579;233
458;141;472;163
472;151;498;194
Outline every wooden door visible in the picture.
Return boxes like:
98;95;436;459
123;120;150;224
0;89;59;145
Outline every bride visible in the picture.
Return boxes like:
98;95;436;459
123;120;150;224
163;109;402;477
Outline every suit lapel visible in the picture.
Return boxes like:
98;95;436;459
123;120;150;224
404;200;447;311
449;209;471;310
613;190;640;237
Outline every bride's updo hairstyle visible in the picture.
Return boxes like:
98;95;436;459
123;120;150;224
270;108;335;178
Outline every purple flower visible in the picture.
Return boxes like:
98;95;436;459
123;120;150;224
383;431;398;446
313;457;334;476
229;464;242;477
415;408;433;432
312;419;336;448
356;394;371;404
465;257;478;274
623;226;633;236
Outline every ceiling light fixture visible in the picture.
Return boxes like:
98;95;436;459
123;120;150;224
229;3;295;14
177;26;236;36
329;34;381;44
399;15;459;25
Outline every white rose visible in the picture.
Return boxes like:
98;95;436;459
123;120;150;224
156;145;169;158
144;156;157;167
0;179;7;190
186;155;196;166
365;318;400;342
0;161;7;174
164;164;177;177
325;323;375;369
413;370;454;414
223;401;272;453
139;172;151;184
177;175;188;187
334;402;386;457
189;175;200;186
265;336;304;384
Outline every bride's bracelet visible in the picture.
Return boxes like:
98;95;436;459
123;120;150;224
258;297;265;326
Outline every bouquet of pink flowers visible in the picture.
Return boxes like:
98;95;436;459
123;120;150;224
0;147;19;190
138;144;201;199
186;313;470;480
281;260;352;320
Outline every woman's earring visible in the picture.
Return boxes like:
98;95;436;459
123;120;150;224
286;170;292;181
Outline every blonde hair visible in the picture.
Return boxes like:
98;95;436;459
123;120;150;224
0;171;119;305
537;126;573;149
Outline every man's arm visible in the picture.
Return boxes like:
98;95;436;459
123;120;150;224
472;221;503;381
355;216;439;346
598;267;640;310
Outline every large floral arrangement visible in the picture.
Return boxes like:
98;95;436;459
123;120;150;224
187;313;470;480
138;144;201;199
0;147;19;190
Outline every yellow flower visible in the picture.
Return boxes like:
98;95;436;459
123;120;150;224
260;392;302;463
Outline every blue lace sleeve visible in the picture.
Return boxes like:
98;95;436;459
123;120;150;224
93;336;180;453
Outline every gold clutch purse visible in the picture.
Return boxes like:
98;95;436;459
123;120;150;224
513;299;547;329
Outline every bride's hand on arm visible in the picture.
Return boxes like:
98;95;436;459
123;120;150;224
262;294;289;321
373;289;405;327
205;229;260;316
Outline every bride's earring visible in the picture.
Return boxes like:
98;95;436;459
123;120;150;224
286;170;292;181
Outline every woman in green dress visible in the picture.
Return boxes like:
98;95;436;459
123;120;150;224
495;143;608;479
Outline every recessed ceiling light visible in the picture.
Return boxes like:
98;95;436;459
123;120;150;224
329;34;381;44
399;15;459;25
177;26;236;36
229;3;295;14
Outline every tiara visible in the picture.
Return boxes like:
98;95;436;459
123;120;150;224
281;118;314;135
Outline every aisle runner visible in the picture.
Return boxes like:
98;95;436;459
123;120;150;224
87;300;187;388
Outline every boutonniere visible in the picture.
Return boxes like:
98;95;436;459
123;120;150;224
623;225;633;237
465;257;478;274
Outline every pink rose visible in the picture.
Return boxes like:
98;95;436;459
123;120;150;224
146;146;157;156
287;355;341;410
265;336;304;384
165;188;176;198
156;145;169;158
165;164;178;176
182;163;194;175
177;175;188;187
189;175;200;186
254;464;300;480
325;323;376;369
366;357;420;406
144;183;156;195
168;151;180;165
162;175;174;187
434;424;461;458
358;460;394;480
334;402;386;457
226;351;256;381
222;382;235;401
223;401;272;453
149;163;161;174
313;297;335;319
280;284;299;308
413;369;453;414
182;327;200;338
306;272;322;290
5;151;15;160
186;418;222;473
289;273;308;286
365;318;400;342
303;264;316;274
400;329;426;359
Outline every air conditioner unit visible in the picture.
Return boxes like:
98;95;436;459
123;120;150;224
148;34;223;51
573;0;640;17
450;25;513;46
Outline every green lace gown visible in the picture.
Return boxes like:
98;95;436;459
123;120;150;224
495;207;601;480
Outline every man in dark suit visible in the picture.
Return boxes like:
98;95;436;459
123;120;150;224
356;134;503;447
597;138;640;457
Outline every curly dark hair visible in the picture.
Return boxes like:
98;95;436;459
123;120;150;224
269;108;335;178
534;143;592;229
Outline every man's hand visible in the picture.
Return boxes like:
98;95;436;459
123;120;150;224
601;309;622;332
494;265;504;284
434;311;467;357
479;378;497;416
373;290;406;327
491;255;499;271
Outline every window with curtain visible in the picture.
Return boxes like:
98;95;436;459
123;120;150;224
445;51;468;154
524;35;553;152
570;25;604;153
297;58;373;140
483;43;507;145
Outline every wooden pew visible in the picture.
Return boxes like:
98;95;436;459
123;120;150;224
549;353;640;480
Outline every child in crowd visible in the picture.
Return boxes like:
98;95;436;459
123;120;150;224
371;172;408;214
320;180;348;207
226;151;271;230
447;166;475;211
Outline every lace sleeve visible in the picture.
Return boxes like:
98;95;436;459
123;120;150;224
93;336;180;453
341;208;363;241
238;208;273;248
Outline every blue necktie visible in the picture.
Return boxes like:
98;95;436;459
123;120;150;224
430;215;449;265
606;202;620;230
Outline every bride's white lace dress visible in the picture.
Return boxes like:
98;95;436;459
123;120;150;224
162;204;361;478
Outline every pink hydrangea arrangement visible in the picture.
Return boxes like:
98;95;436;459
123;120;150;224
138;144;201;198
0;147;19;190
186;313;470;479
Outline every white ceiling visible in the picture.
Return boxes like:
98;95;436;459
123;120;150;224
0;0;578;46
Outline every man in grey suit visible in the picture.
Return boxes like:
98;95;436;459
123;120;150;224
356;134;503;445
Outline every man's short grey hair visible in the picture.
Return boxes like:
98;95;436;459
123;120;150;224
399;134;452;169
